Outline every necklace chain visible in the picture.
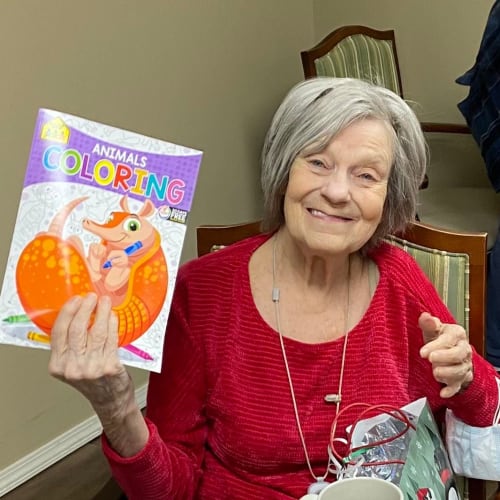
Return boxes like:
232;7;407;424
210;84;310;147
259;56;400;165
271;233;351;486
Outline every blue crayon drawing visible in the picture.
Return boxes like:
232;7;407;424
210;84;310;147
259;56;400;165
103;241;143;269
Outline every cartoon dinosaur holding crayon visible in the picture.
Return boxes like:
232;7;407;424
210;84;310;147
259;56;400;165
15;195;168;346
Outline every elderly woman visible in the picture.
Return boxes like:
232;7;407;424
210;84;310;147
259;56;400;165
49;77;498;500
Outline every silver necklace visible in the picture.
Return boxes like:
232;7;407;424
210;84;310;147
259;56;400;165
271;234;351;497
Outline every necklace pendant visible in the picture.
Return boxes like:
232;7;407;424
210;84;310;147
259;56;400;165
324;393;341;403
307;480;330;494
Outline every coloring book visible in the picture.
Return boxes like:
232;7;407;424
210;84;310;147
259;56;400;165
0;109;202;372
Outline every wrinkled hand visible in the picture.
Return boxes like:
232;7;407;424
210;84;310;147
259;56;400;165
49;293;133;418
419;312;473;398
49;293;149;456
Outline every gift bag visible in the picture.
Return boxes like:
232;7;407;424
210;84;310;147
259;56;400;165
342;398;460;500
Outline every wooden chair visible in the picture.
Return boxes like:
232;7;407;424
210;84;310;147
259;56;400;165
300;25;465;135
300;26;500;251
196;219;494;500
196;220;262;258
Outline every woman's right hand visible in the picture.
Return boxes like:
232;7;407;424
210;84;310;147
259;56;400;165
49;293;149;456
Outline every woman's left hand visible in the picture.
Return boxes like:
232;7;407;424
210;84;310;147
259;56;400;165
419;312;473;398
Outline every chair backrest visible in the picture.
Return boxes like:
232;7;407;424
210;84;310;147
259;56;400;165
392;230;488;500
196;221;263;257
300;25;404;98
196;219;488;500
390;222;487;357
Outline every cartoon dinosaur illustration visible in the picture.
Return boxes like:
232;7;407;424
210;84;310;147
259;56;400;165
15;195;168;346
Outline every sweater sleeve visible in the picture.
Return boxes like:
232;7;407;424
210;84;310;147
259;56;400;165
102;266;207;499
394;247;500;427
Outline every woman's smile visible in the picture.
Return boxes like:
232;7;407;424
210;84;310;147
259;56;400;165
307;208;354;222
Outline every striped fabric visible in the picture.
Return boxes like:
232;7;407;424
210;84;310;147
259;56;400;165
386;235;470;336
386;235;475;500
314;34;402;96
210;244;226;253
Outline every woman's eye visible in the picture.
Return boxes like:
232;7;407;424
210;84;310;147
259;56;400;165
309;159;326;168
359;172;377;182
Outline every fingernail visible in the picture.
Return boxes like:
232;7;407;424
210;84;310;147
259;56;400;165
68;295;82;306
99;295;112;307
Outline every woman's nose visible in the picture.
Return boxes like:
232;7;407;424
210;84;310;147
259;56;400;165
319;170;351;202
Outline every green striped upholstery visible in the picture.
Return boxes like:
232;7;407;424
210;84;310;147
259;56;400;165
314;34;402;96
386;235;477;500
385;235;470;335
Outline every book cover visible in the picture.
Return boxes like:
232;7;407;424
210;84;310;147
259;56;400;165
0;109;202;372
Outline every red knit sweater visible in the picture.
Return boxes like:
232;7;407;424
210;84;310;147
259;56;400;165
103;233;498;499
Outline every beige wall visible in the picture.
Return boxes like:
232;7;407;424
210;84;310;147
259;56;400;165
0;0;313;473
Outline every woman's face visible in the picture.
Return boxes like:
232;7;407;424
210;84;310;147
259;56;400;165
283;118;392;256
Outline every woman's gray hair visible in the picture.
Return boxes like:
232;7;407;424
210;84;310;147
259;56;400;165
261;77;428;248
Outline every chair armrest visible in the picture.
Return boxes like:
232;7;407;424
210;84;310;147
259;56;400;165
420;122;470;134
